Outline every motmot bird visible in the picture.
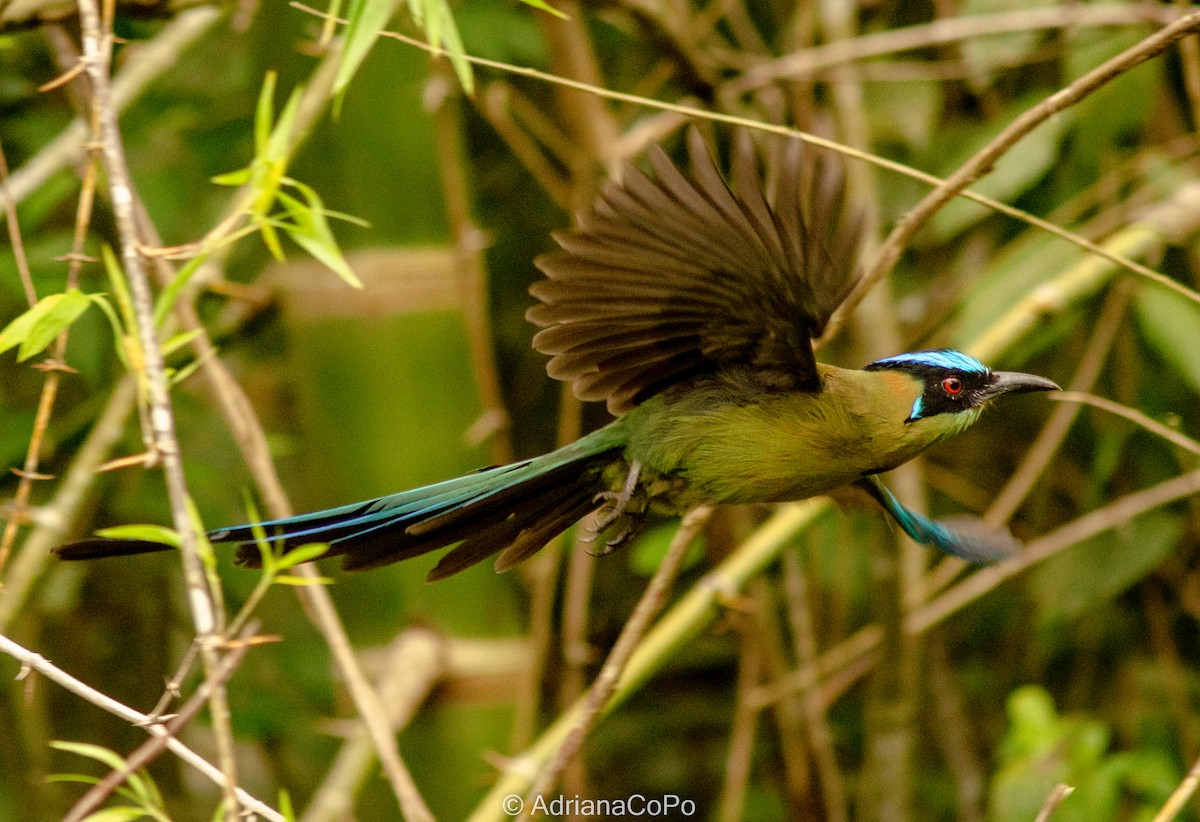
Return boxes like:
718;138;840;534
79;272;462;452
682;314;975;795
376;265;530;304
55;128;1058;579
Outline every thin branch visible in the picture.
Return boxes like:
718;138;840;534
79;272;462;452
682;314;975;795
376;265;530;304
1051;391;1200;457
1034;783;1075;822
122;42;437;822
4;7;223;211
520;505;713;814
0;140;36;305
718;584;765;822
1153;752;1200;822
732;4;1183;91
0;377;137;632
0;88;102;580
781;549;847;822
61;625;259;822
301;629;449;822
829;11;1200;339
291;2;1200;309
0;631;283;822
75;0;239;812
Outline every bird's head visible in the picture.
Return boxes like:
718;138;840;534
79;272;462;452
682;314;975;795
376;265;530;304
864;349;1059;427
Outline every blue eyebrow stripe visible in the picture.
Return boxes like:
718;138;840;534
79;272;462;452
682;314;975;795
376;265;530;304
868;349;988;374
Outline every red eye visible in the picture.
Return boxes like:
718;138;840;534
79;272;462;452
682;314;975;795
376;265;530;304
942;377;963;395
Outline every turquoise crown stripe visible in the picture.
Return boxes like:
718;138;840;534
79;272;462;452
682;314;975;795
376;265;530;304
868;348;987;374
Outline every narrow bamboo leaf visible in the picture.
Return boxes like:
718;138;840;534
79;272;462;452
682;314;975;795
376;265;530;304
95;524;182;548
278;189;363;288
161;328;205;357
51;740;131;771
100;245;137;335
434;0;473;93
154;253;209;327
0;293;64;356
272;542;330;570
258;218;286;262
210;167;253;187
168;356;204;386
515;0;567;19
273;574;334;586
334;0;403;110
87;294;132;371
254;71;278;156
18;289;91;361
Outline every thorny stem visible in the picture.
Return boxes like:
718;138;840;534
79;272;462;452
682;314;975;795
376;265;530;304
61;625;259;822
0;631;283;822
74;0;240;814
519;506;712;817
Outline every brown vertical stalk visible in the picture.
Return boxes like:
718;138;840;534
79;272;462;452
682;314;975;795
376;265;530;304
74;0;241;816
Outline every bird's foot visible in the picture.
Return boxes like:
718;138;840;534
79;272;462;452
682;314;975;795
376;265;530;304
585;511;646;557
583;460;645;554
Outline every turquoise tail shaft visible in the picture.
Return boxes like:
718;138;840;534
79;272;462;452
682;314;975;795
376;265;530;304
57;429;625;581
218;432;623;580
854;476;1018;563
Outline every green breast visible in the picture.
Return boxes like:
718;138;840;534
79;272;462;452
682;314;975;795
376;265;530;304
621;366;979;507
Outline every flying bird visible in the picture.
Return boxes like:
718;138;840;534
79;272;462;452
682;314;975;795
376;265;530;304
56;127;1058;579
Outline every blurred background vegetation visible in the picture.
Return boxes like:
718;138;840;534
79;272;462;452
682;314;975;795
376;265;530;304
3;0;1200;820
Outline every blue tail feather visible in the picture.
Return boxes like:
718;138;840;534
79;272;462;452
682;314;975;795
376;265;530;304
216;433;624;578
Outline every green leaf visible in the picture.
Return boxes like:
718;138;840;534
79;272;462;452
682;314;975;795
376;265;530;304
514;0;567;19
254;70;277;157
274;574;334;586
277;189;363;288
272;541;330;570
18;288;90;361
51;740;131;772
94;524;182;549
210;167;253;187
1134;284;1200;396
100;246;137;336
77;808;150;822
86;294;132;372
161;328;205;357
154;253;210;327
0;290;91;361
334;0;403;111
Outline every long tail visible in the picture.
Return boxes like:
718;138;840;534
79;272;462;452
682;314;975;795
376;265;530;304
854;476;1019;563
56;433;624;581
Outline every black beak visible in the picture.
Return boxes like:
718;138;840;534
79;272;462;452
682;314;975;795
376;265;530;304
979;371;1060;403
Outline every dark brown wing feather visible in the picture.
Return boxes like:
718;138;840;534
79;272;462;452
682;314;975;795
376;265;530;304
528;126;863;415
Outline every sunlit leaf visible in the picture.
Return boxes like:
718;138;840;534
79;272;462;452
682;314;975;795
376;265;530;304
273;574;335;586
277;189;363;288
514;0;566;19
272;541;330;570
0;290;91;361
95;524;182;549
154;253;210;327
210;167;253;187
334;0;403;112
51;740;130;771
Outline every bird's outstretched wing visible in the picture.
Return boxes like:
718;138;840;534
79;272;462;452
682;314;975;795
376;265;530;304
528;126;864;415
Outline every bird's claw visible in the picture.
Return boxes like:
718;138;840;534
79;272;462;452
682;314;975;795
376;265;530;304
584;510;646;557
581;460;645;555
